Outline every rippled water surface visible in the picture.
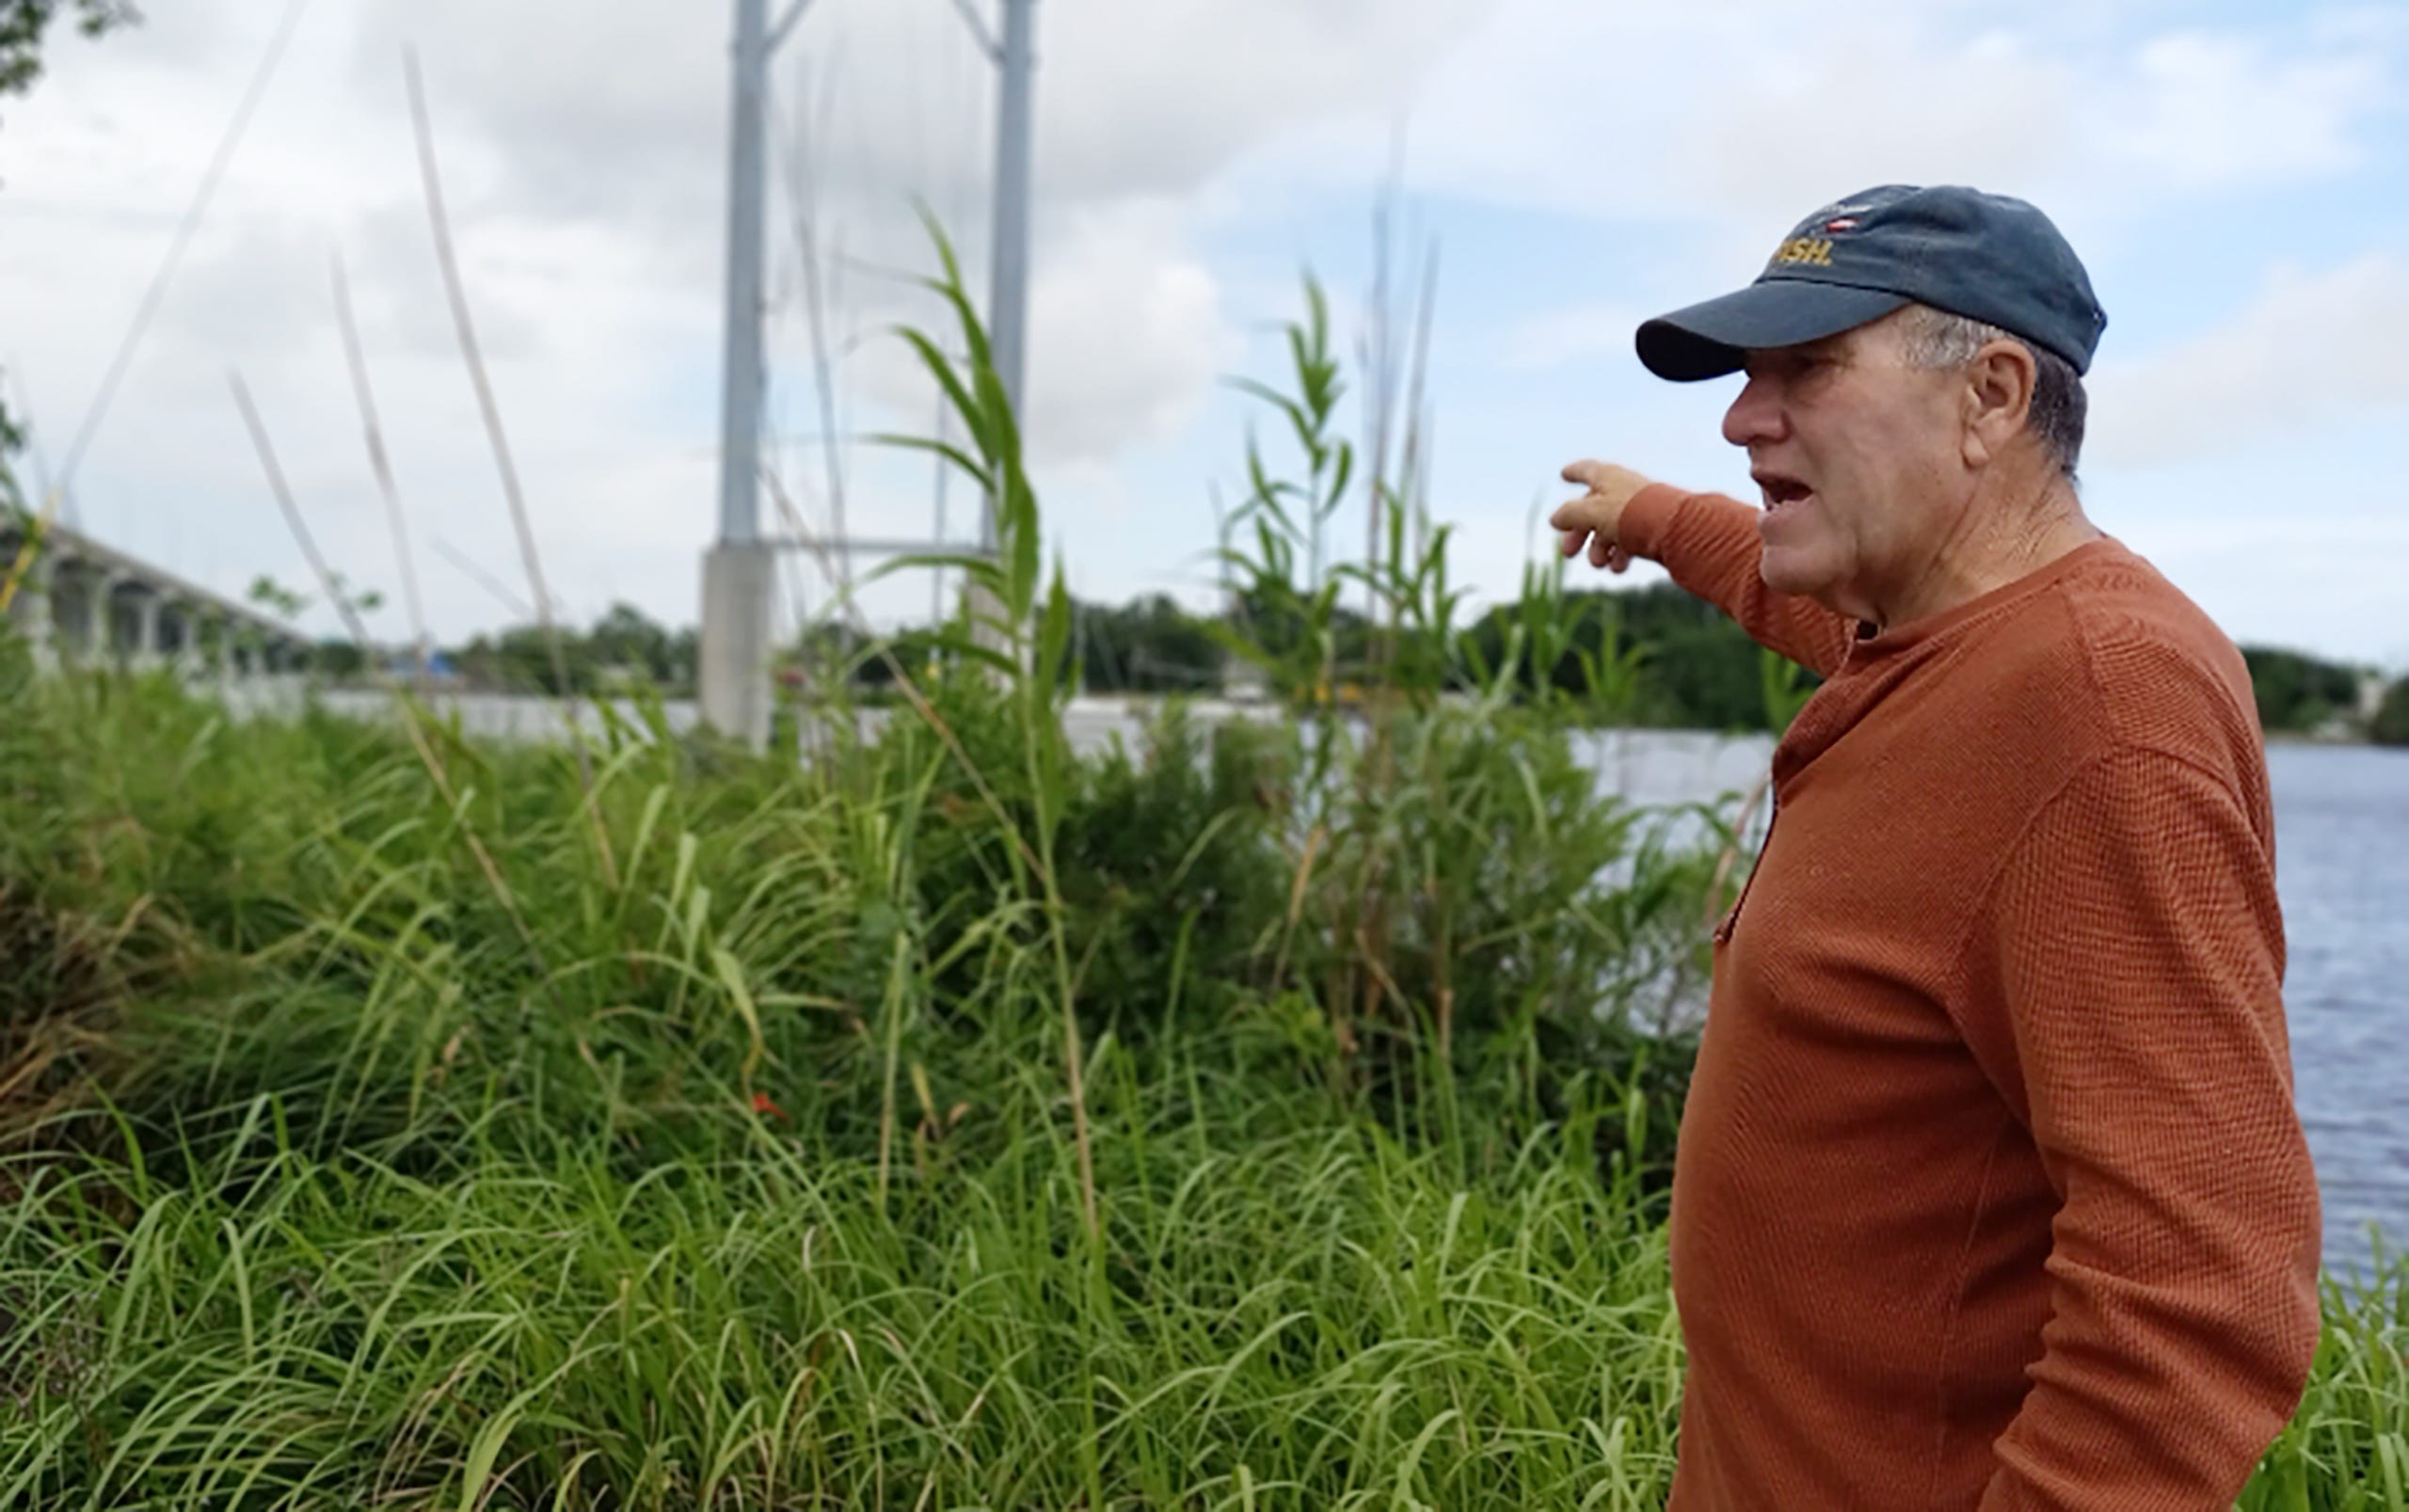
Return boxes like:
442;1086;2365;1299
2267;743;2409;1280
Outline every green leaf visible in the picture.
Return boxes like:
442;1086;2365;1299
1226;377;1311;438
917;631;1020;677
970;361;1022;471
1039;569;1074;697
1325;439;1355;518
869;433;995;496
1007;484;1040;617
909;200;966;292
891;326;985;445
868;549;989;578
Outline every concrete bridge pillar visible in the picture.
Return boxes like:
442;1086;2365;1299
207;612;235;688
39;556;91;663
4;542;56;673
166;599;205;682
82;568;115;663
229;633;259;689
131;591;164;672
105;578;157;673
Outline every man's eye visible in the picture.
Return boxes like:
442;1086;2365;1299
1744;349;1829;383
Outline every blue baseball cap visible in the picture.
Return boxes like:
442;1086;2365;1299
1635;184;2107;381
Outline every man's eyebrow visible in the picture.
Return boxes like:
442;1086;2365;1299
1749;340;1842;366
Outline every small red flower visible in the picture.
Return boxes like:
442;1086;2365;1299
750;1091;787;1120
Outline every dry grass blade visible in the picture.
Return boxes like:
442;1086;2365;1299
1270;824;1327;995
429;535;535;622
402;49;619;893
1704;771;1773;937
330;253;433;685
771;79;854;601
1398;244;1442;569
1362;183;1396;622
0;491;59;617
227;369;557;1006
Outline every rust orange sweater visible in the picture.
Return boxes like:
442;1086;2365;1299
1618;485;2321;1511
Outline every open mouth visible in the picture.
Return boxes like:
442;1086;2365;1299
1754;470;1815;515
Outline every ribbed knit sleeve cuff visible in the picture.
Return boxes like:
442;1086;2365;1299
1617;483;1691;561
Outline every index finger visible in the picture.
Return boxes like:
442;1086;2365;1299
1548;493;1610;533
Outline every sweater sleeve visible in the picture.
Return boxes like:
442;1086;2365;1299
1956;747;2321;1512
1616;483;1859;676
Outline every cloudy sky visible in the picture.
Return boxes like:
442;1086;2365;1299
3;0;2404;666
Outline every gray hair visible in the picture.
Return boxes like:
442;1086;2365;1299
1896;305;2086;482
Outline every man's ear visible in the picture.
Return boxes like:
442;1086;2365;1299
1962;340;2035;469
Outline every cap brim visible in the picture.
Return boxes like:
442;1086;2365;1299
1636;280;1912;381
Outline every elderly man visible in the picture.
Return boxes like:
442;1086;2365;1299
1551;184;2321;1510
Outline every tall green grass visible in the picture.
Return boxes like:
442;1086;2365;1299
0;241;2400;1509
0;1067;1691;1508
0;616;1710;1508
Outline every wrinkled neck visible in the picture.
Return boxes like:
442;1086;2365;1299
1861;471;2096;633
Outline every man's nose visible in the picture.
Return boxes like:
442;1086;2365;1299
1722;374;1787;450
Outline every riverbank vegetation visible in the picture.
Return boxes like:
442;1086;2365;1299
3;247;2402;1508
289;532;2396;744
2372;677;2409;748
301;576;1803;735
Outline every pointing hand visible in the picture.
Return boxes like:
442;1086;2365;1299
1552;460;1654;574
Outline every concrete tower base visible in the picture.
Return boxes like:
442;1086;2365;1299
698;542;778;752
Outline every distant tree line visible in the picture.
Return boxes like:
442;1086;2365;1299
313;586;1794;733
2240;646;2365;736
2373;680;2409;748
308;603;699;696
293;592;2402;744
447;603;700;696
2235;645;2409;747
1460;584;1796;731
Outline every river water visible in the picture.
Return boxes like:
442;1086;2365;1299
2265;743;2409;1283
242;687;2406;1277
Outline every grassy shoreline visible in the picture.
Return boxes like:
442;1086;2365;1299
0;663;2399;1509
4;254;2401;1509
0;644;1709;1507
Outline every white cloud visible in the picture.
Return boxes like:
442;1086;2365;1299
1029;0;1484;203
3;0;1483;637
1266;0;2399;247
319;0;1492;514
2126;517;2409;670
2114;30;2387;188
807;200;1236;467
1669;25;2082;232
1;0;2402;664
2086;254;2409;469
1019;210;1235;462
350;0;1485;223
